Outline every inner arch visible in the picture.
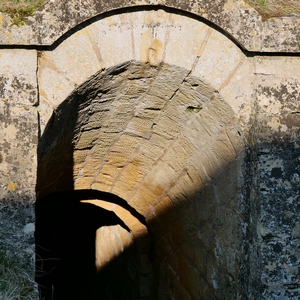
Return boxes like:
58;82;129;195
36;61;245;299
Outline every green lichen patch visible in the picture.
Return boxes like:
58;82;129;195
246;0;300;19
0;0;47;26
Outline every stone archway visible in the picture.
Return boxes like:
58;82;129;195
36;60;246;299
35;7;252;300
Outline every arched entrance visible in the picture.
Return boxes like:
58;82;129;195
37;7;248;299
37;62;243;299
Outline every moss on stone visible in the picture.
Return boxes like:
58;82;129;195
0;0;46;26
246;0;300;19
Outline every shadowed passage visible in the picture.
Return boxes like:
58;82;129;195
35;189;150;300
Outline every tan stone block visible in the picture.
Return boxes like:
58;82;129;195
163;137;197;173
91;134;117;160
103;152;128;168
103;111;134;134
142;161;178;195
134;144;161;166
38;53;76;95
75;129;99;150
95;226;133;270
110;133;140;155
125;117;154;138
208;131;240;169
74;176;94;189
43;27;102;85
164;14;209;70
148;65;189;100
38;65;77;132
161;97;190;124
176;172;198;199
88;14;133;69
192;29;244;90
81;158;101;177
194;98;234;135
135;94;166;112
94;172;114;189
132;227;152;254
220;59;254;132
117;161;145;186
166;221;187;247
129;186;158;215
110;180;136;201
149;132;172;149
255;57;300;77
73;163;84;178
90;182;111;193
181;116;211;150
73;149;89;165
188;110;221;140
151;115;181;140
223;126;245;155
97;164;121;181
154;233;173;259
132;10;168;65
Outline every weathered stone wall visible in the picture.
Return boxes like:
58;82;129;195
0;1;299;299
251;57;300;299
0;49;38;202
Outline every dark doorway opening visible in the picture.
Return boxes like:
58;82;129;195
35;190;151;300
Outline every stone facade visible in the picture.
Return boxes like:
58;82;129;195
0;1;299;299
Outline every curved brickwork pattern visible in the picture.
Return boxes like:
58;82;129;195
0;0;300;52
36;60;246;298
38;10;253;136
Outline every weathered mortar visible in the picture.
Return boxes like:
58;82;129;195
0;1;299;299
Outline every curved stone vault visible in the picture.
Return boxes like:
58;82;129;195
36;59;246;299
33;7;252;300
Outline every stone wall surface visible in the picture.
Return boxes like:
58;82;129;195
0;0;299;299
1;0;300;52
252;57;300;299
0;49;38;202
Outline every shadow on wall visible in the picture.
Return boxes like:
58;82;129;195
35;71;156;299
35;61;251;299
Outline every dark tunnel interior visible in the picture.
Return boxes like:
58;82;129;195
35;190;153;300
